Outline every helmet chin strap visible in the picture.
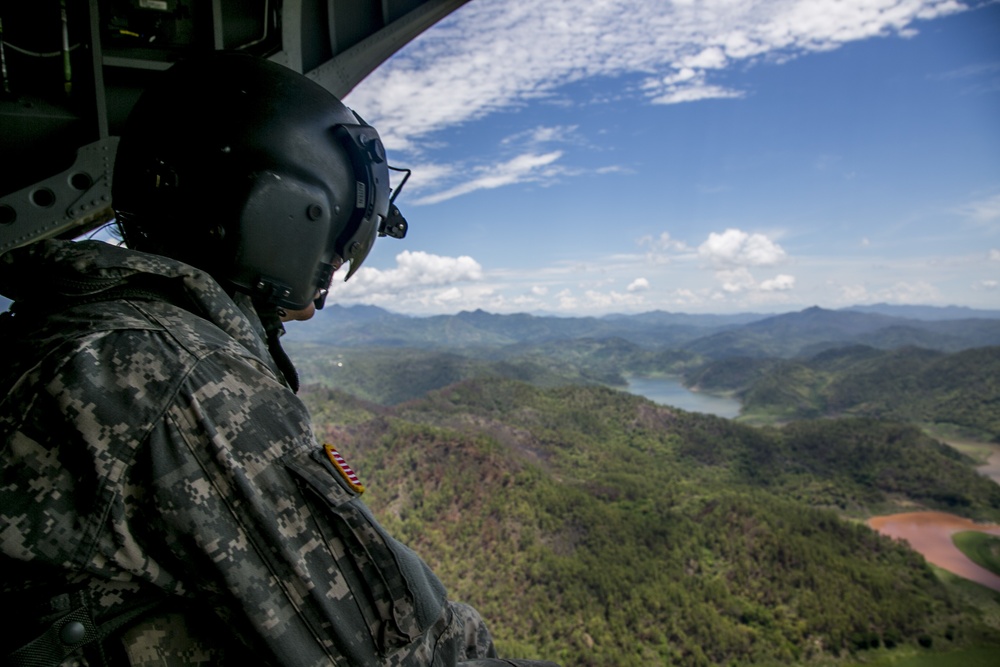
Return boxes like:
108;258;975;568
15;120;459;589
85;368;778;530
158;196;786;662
256;303;300;393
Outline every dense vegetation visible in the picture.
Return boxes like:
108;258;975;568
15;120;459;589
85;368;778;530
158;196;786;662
686;346;1000;439
284;306;1000;664
299;379;1000;666
952;532;1000;578
285;339;702;404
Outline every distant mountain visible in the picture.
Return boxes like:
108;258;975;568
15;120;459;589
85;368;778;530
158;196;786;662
294;304;1000;355
681;306;1000;358
292;305;754;349
844;303;1000;320
600;309;766;327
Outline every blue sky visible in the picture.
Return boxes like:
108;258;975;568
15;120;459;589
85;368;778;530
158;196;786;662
326;0;1000;316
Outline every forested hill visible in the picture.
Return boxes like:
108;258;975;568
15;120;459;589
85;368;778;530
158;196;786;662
301;379;1000;666
686;345;1000;439
287;304;1000;356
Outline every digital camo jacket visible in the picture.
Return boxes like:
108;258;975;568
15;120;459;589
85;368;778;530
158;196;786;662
0;240;553;667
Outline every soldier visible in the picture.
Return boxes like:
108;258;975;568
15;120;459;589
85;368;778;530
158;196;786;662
0;54;557;667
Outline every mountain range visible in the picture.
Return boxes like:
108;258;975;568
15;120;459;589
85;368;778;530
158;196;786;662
290;304;1000;357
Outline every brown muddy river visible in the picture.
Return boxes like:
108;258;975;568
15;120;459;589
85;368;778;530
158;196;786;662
868;445;1000;591
867;443;1000;592
867;512;1000;591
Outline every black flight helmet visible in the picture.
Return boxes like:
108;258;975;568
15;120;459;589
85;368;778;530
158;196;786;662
113;53;400;310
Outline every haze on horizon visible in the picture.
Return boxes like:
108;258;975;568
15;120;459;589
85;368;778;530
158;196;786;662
321;0;1000;318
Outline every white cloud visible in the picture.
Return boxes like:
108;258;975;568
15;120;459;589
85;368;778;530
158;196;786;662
649;83;746;105
760;274;796;291
837;280;941;305
556;288;578;310
716;267;757;293
328;250;482;300
627;277;650;292
637;231;692;264
502;125;580;146
397;162;458;197
411;151;563;204
435;287;464;303
989;249;1000;261
978;280;998;290
578;289;648;310
348;0;967;155
957;193;1000;225
698;228;787;268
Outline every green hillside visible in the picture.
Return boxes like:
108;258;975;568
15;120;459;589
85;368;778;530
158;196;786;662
286;340;704;405
301;380;1000;666
687;346;1000;439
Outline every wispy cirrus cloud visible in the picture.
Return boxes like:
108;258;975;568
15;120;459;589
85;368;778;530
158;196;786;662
410;151;564;205
347;0;970;204
349;0;968;148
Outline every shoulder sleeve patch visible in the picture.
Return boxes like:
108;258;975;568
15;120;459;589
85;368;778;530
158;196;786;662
323;444;365;494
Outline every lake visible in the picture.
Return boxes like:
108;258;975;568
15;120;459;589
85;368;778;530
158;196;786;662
623;376;742;419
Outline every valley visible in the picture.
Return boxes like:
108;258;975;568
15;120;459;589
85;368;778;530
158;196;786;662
285;304;1000;666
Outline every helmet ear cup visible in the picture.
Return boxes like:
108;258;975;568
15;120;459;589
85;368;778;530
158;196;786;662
234;172;337;309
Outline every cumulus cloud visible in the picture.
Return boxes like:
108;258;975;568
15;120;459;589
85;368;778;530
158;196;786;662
637;231;691;264
716;267;757;293
639;231;690;253
837;280;941;304
328;250;483;300
627;277;650;292
760;274;796;291
698;228;787;268
577;289;648;310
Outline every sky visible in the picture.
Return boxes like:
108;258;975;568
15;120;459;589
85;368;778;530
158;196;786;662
329;0;1000;317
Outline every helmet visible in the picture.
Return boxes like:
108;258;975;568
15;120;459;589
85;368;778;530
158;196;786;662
113;53;402;310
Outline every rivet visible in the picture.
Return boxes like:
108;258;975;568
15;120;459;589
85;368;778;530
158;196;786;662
60;621;86;645
307;204;322;220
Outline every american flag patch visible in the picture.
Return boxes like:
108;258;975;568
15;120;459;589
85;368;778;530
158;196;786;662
324;444;365;494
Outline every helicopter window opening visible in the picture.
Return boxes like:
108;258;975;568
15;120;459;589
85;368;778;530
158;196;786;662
0;206;15;226
70;172;93;191
30;188;56;208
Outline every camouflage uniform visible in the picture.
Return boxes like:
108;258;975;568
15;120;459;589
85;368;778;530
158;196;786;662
0;240;557;667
